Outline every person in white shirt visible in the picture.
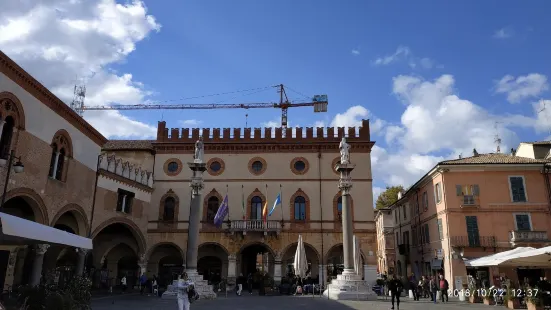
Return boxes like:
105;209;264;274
177;272;195;310
121;276;127;293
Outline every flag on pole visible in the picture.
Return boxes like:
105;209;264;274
268;192;281;217
241;185;245;220
262;184;269;221
213;195;229;228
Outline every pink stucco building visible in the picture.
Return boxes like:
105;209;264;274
381;147;551;289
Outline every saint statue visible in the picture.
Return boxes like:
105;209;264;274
339;137;350;164
194;136;204;163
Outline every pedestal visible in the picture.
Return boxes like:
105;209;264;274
322;273;376;300
161;275;217;300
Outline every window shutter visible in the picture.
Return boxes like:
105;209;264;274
425;224;430;244
456;185;463;196
116;194;123;212
473;184;480;196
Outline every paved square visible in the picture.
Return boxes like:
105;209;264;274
92;294;493;310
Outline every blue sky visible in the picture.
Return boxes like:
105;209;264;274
1;0;550;200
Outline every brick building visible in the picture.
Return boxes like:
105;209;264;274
0;50;378;290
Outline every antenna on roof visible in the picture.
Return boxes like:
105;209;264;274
70;76;86;117
494;121;502;153
538;99;551;137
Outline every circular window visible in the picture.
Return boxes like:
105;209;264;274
210;161;221;172
252;161;263;172
207;158;225;176
167;162;179;173
164;158;183;176
290;157;309;175
294;160;306;171
248;157;267;176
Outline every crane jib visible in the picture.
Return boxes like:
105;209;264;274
81;101;328;111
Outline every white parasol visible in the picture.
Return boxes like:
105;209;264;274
293;235;308;278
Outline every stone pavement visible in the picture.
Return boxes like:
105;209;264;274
91;293;493;310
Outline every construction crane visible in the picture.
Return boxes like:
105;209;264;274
77;84;328;132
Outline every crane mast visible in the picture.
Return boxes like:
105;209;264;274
78;84;328;132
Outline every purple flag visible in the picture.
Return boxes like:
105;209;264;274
213;195;229;228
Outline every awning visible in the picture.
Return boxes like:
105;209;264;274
464;247;534;267
499;246;551;268
0;212;92;249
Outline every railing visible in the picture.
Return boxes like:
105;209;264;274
230;220;281;232
509;230;549;244
462;195;476;205
450;236;497;248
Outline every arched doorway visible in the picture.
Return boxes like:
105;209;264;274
2;195;46;288
239;243;274;289
91;222;143;290
281;242;320;280
198;243;228;285
326;244;344;280
147;243;184;288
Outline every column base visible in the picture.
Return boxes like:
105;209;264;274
322;273;376;301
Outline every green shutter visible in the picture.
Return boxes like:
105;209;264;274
473;184;480;196
465;216;480;246
437;218;443;240
456;185;463;196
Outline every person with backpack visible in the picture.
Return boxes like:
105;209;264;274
177;272;195;310
429;275;438;303
388;275;404;310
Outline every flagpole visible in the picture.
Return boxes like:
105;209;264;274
280;184;284;225
241;185;245;220
226;184;231;223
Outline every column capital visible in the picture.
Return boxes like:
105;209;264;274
35;244;50;255
138;253;147;264
76;248;89;256
228;254;237;261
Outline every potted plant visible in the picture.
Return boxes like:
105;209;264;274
526;293;544;310
483;294;495;305
468;284;482;303
504;289;521;309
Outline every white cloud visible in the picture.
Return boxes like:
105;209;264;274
351;49;360;55
494;73;549;103
374;46;410;66
179;119;203;127
374;46;438;70
329;105;385;135
494;28;513;39
0;0;161;139
327;74;544;188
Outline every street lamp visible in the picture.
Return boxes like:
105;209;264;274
0;149;25;208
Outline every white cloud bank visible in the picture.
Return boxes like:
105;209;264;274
0;0;160;138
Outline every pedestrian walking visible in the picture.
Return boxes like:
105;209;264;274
388;275;403;310
121;275;127;293
177;272;195;310
429;275;437;303
247;273;253;294
439;274;449;303
139;273;147;295
236;273;245;296
409;273;418;301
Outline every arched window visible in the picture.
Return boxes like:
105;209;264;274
251;196;262;220
163;197;176;221
0;116;14;160
49;131;72;181
294;196;306;221
206;196;219;223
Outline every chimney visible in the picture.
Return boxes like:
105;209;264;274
511;148;516;156
473;148;479;157
459;154;462;159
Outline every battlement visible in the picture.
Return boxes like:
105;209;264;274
156;119;371;143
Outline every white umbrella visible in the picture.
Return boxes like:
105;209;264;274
353;235;361;275
294;235;308;278
464;247;534;267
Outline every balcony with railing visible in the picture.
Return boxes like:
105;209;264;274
229;220;281;235
460;195;480;207
450;235;497;248
509;230;549;246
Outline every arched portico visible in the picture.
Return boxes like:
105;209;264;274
324;243;365;281
198;242;229;284
280;241;320;279
147;242;185;287
238;242;275;288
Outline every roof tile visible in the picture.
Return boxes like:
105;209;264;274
440;153;551;165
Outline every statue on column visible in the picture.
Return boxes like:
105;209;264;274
194;136;204;163
339;137;350;164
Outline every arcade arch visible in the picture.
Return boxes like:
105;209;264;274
324;244;365;280
238;242;275;288
280;242;320;279
147;243;185;287
198;243;228;283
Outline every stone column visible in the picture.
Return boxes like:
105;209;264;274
13;247;28;286
138;253;148;275
185;162;207;275
336;162;355;275
227;254;237;282
75;248;88;276
0;120;5;140
30;244;50;286
318;264;326;286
